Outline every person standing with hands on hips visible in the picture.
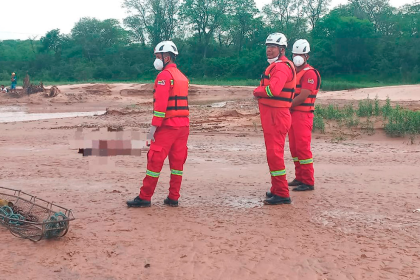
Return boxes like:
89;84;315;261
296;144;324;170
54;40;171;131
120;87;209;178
253;33;297;205
127;41;189;208
288;39;321;191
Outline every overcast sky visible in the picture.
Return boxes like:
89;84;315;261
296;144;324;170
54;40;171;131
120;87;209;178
0;0;416;40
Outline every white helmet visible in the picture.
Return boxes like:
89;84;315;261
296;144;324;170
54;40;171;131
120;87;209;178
154;41;178;55
292;39;310;54
265;33;287;47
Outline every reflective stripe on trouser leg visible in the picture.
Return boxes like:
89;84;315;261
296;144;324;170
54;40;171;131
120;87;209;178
171;169;183;176
299;158;313;165
168;126;189;201
289;113;303;182
140;127;175;201
141;166;163;200
270;169;286;176
291;110;314;186
146;170;160;177
259;104;291;198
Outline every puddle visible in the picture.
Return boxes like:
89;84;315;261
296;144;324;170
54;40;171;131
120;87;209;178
0;106;105;123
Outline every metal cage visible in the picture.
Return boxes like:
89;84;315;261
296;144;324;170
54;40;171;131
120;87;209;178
0;186;75;242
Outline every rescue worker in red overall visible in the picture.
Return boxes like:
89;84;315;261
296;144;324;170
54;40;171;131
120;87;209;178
254;33;297;205
127;41;189;208
288;39;321;191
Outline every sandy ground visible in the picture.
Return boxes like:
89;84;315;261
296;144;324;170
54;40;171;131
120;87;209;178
0;84;420;280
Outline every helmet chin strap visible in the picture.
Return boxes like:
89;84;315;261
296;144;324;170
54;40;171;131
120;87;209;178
278;46;284;58
301;54;308;66
160;53;169;70
160;53;167;69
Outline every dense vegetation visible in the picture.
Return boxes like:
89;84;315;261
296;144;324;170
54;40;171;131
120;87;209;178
0;0;419;88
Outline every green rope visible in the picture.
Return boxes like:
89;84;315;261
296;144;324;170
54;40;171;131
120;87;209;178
44;212;68;239
1;205;68;239
0;206;25;225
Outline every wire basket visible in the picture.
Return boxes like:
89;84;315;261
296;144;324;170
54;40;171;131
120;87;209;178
0;186;75;242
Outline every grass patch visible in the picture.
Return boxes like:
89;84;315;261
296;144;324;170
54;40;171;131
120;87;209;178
384;105;420;137
345;115;360;128
360;117;375;135
314;96;420;139
313;113;325;133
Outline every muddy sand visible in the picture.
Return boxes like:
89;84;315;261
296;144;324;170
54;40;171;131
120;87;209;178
0;83;419;280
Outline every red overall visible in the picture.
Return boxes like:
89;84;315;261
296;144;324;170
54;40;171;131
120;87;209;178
253;56;296;198
139;64;189;201
289;65;321;186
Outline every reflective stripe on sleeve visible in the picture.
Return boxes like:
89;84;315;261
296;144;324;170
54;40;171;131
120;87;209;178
153;111;166;118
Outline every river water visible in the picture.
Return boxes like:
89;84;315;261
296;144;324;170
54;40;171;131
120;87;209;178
0;106;105;123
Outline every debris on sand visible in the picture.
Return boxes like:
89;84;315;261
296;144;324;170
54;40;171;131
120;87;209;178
48;86;60;97
22;74;44;95
107;126;123;132
26;82;45;95
105;107;146;116
105;109;128;116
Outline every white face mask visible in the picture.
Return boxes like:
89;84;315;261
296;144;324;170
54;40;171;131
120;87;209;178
293;56;305;67
267;57;278;64
154;58;164;70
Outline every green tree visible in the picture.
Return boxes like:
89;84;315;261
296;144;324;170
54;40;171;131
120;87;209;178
180;0;232;58
123;0;179;46
262;0;308;45
71;18;129;61
39;29;63;55
229;0;262;52
304;0;331;30
348;0;396;34
312;8;376;75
